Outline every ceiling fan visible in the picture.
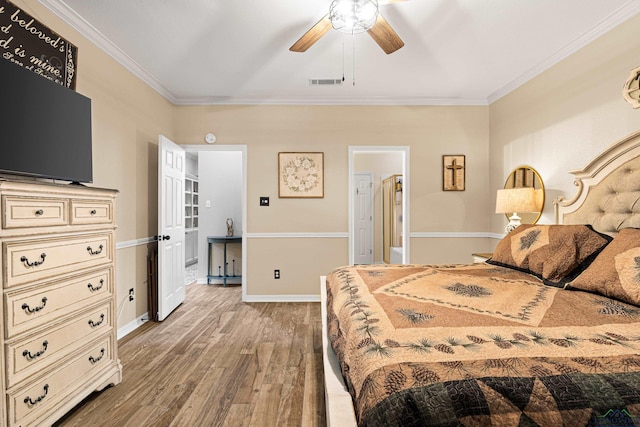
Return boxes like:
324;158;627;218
289;0;407;55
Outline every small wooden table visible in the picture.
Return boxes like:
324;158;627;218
207;236;241;286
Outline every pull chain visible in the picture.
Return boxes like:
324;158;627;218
352;34;356;86
342;36;346;83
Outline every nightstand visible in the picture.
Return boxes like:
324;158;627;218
472;252;493;263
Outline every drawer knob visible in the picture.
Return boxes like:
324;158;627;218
22;297;47;314
20;253;47;267
24;384;49;406
89;348;106;364
90;209;97;215
88;313;105;328
34;209;44;216
87;244;104;256
22;341;49;360
87;279;105;292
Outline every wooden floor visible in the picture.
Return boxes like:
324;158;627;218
54;284;326;427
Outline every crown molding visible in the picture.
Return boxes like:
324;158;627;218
40;0;640;107
171;96;489;106
37;0;488;106
38;0;178;104
487;0;640;104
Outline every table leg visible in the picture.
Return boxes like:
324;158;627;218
223;240;228;287
207;241;211;284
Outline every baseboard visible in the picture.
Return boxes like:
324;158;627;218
243;294;320;303
117;312;149;340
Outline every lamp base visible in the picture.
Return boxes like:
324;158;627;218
505;213;522;234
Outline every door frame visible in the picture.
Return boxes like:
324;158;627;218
182;144;248;301
353;172;374;264
348;146;410;265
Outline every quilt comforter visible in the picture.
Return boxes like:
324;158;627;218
325;263;640;426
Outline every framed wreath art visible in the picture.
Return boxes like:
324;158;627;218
278;152;324;198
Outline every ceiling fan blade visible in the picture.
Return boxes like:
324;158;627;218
367;14;404;54
290;14;332;52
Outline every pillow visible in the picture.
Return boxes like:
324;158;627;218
566;227;640;306
487;224;612;287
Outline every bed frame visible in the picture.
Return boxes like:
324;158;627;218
554;129;640;235
321;129;640;426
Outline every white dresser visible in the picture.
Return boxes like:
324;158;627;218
0;179;122;426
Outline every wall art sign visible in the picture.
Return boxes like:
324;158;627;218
278;152;324;198
0;0;78;89
443;154;465;191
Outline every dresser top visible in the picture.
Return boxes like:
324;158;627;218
0;178;118;198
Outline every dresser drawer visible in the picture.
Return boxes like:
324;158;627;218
8;336;113;427
5;269;112;338
2;196;68;229
70;200;113;225
4;233;113;288
6;303;112;388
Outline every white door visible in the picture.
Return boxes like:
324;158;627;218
354;173;373;264
157;135;186;321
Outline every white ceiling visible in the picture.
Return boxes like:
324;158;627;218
40;0;640;105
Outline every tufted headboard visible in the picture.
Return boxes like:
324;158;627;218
554;130;640;236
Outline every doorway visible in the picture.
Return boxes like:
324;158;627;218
182;144;248;300
348;146;410;265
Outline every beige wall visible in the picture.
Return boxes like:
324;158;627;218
174;105;491;296
490;13;640;235
17;1;640;310
11;1;175;330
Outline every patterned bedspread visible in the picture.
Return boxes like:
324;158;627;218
325;263;640;426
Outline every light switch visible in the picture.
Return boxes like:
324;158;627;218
260;197;269;206
205;200;211;208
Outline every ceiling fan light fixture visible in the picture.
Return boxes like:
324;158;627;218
330;0;379;35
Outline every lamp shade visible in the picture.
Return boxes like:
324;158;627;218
495;187;539;214
330;0;379;34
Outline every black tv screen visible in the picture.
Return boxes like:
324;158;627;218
0;59;93;183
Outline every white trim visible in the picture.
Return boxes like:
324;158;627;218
117;312;149;340
321;276;357;426
243;294;320;303
173;96;489;106
116;237;155;250
38;0;177;103
245;232;349;239
488;1;640;104
38;0;640;107
117;232;501;245
409;231;499;239
36;0;485;106
349;146;410;265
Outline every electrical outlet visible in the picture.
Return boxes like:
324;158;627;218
274;269;280;279
129;288;134;302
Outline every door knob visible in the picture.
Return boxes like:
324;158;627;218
154;235;171;241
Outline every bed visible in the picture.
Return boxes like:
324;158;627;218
321;130;640;427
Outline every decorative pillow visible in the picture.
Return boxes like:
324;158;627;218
566;227;640;306
487;224;612;287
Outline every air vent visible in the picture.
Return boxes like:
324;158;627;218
309;79;343;86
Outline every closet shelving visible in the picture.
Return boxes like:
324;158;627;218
185;175;199;266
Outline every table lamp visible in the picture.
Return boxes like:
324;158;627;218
495;187;539;233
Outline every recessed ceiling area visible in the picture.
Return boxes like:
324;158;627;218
40;0;640;105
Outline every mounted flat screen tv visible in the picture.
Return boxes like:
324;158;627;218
0;59;93;183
